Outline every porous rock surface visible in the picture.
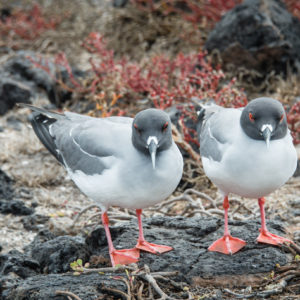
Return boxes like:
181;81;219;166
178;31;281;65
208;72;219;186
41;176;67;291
205;0;300;75
0;216;291;299
0;51;85;115
0;169;34;216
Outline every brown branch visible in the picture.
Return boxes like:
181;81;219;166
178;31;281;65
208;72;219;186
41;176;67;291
71;204;100;227
117;277;132;300
224;274;296;299
80;265;136;274
172;125;201;163
55;290;82;300
101;286;130;300
290;242;300;254
142;265;175;300
137;282;144;300
184;188;216;206
276;265;297;273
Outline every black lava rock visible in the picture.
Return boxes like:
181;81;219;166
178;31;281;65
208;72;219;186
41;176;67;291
0;199;34;216
21;214;50;231
0;78;31;115
3;52;56;104
1;272;127;300
26;233;90;273
0;216;294;298
0;50;93;115
0;169;33;216
85;216;290;282
205;0;300;75
0;169;14;200
0;51;86;114
0;250;40;279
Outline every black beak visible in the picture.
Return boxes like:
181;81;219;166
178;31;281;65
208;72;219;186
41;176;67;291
148;139;158;169
262;127;272;148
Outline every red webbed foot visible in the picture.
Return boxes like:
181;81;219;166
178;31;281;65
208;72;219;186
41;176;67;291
208;235;246;255
257;229;293;246
136;240;173;254
110;248;140;267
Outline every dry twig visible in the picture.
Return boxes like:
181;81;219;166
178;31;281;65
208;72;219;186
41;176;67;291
142;264;175;300
55;290;82;300
71;204;99;227
101;285;130;300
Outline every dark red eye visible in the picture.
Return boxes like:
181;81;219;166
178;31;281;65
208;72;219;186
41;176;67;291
249;113;255;122
279;114;284;122
134;123;141;133
162;121;169;131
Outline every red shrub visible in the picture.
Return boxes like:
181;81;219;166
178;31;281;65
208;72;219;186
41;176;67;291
81;33;247;109
131;0;242;26
285;0;300;19
37;33;246;146
0;3;61;40
131;0;300;27
286;102;300;145
30;32;300;147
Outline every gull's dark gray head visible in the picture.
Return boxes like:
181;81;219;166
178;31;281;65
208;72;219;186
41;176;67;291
240;97;287;147
132;108;172;169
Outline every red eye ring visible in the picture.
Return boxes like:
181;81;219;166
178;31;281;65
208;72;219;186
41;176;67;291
134;123;141;133
162;121;169;131
280;114;284;122
249;113;255;122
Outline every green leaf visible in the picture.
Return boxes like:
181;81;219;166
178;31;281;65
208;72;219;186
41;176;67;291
77;259;83;266
70;261;77;269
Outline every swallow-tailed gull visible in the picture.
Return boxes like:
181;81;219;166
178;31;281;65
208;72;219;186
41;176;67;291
21;104;183;266
197;97;297;254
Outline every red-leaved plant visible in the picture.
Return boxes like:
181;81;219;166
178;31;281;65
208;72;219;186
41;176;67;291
30;32;300;146
131;0;300;26
0;4;61;41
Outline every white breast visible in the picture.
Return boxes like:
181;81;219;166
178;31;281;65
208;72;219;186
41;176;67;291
202;129;297;199
69;142;183;211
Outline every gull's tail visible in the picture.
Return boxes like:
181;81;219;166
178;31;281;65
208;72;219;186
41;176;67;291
18;103;65;165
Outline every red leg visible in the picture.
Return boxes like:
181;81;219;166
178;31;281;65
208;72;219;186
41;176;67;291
257;197;293;245
208;196;246;255
135;209;172;254
101;212;139;267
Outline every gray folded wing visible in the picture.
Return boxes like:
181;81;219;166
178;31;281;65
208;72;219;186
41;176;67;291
52;115;133;175
199;106;241;162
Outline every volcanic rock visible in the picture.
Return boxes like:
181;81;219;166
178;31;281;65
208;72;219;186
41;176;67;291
205;0;300;75
0;216;293;299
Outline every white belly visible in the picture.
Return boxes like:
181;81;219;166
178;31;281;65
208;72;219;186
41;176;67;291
69;143;183;211
202;133;297;198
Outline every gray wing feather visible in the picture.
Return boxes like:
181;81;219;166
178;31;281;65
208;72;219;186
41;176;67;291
52;117;132;175
199;106;241;162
